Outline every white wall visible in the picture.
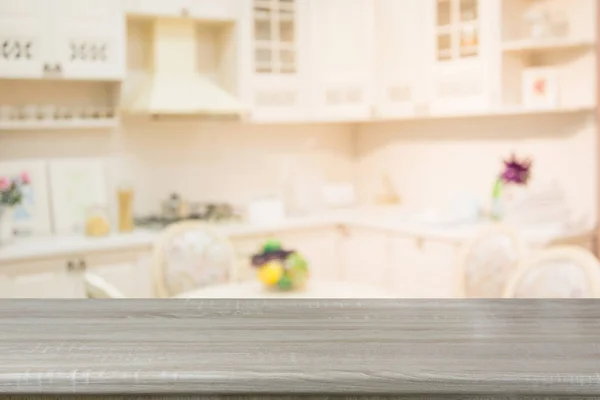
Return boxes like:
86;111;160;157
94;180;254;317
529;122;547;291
0;119;356;215
355;112;597;222
2;113;596;224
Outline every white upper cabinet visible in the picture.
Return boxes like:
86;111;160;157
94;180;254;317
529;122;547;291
0;0;125;81
428;0;500;115
308;0;375;121
126;0;239;20
247;0;310;122
125;0;189;17
187;0;240;20
374;0;431;119
0;0;49;79
52;0;125;80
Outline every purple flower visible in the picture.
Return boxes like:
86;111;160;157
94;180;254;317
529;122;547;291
500;153;532;185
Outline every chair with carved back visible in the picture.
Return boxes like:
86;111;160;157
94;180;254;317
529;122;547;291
152;221;237;298
454;224;523;298
503;246;600;298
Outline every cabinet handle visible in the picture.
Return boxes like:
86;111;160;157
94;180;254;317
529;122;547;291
54;63;62;73
66;260;76;272
43;63;51;73
78;259;87;271
337;224;350;238
370;105;379;119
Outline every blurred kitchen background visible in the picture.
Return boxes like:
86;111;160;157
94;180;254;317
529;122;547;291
0;0;598;299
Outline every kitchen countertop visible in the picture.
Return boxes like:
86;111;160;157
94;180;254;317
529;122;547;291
1;300;600;396
0;207;592;263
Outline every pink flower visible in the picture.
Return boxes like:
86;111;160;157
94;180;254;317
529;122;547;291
0;177;8;191
20;171;30;185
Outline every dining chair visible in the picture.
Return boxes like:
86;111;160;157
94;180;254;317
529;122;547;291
454;224;523;298
503;246;600;298
152;221;237;298
84;272;126;298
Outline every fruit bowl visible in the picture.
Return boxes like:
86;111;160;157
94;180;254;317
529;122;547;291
251;239;309;291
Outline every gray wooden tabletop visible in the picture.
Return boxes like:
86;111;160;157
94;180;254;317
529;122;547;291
1;300;600;397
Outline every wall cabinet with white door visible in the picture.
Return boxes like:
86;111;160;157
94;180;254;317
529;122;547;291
308;0;375;121
0;0;125;81
0;247;152;298
245;0;311;122
125;0;239;21
374;0;431;119
428;0;500;115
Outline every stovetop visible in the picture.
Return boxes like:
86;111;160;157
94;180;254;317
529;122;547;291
134;202;243;229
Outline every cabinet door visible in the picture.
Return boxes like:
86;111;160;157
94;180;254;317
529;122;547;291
0;259;86;298
0;0;49;78
429;0;499;115
249;0;310;122
52;0;125;80
309;0;374;121
419;242;457;298
375;0;431;118
7;270;85;298
389;236;424;297
339;227;390;289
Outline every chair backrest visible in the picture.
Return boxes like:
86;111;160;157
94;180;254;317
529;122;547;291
503;246;600;298
153;221;236;298
454;224;523;298
84;272;126;299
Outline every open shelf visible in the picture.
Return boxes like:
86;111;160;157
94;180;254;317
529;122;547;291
503;37;595;54
0;79;121;131
499;0;596;112
367;105;594;124
0;119;118;131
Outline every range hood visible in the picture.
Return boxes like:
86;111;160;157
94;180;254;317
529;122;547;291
125;18;245;117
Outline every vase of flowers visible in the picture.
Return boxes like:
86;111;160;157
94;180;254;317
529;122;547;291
0;172;29;244
491;153;532;220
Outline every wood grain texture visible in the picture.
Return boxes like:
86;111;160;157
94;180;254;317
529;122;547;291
1;300;600;396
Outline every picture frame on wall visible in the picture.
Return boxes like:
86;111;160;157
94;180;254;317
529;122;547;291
48;158;108;235
0;160;52;236
522;67;559;110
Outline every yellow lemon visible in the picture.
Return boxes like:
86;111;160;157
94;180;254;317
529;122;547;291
258;261;284;286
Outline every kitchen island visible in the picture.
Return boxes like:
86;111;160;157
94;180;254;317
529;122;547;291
1;300;600;398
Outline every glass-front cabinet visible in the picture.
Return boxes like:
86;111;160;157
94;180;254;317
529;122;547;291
436;0;479;61
249;0;309;122
430;0;499;115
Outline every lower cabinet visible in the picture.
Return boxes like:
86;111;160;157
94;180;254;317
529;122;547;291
0;257;85;298
389;238;456;298
339;226;391;289
340;228;458;298
0;226;466;298
0;247;152;298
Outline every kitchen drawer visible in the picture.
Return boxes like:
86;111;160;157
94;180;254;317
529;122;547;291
0;257;69;277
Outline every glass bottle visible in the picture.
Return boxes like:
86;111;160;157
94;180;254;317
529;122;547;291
117;184;134;233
